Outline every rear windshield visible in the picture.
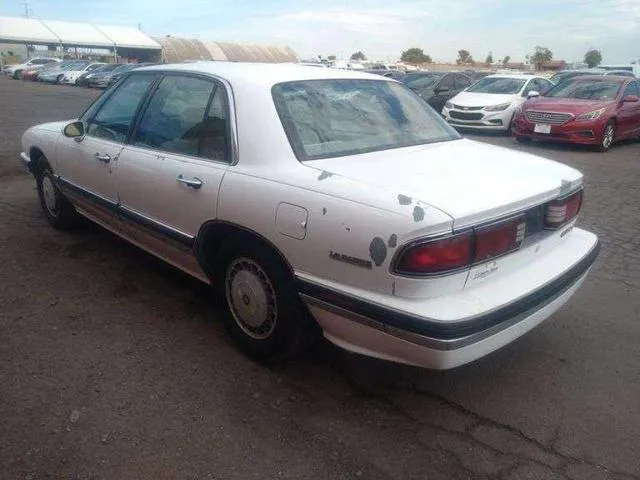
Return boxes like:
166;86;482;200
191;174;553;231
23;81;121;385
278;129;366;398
466;77;526;94
272;79;460;161
545;80;621;100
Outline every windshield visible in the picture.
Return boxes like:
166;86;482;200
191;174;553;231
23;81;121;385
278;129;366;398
402;73;444;90
545;80;621;100
466;77;526;94
93;64;119;74
272;79;460;161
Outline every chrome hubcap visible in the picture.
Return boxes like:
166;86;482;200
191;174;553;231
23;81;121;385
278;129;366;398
602;125;614;149
41;176;57;215
225;258;277;339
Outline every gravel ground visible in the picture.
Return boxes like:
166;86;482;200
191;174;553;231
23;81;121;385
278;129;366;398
1;77;639;480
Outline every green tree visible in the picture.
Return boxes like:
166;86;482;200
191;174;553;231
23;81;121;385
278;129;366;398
502;55;511;66
350;51;366;61
456;49;473;65
400;48;432;65
485;52;493;64
584;49;602;68
327;55;336;61
530;46;553;70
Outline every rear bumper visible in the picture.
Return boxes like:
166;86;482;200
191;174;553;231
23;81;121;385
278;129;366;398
299;229;599;369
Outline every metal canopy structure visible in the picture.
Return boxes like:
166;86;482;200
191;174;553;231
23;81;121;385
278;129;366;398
0;16;161;50
155;36;298;64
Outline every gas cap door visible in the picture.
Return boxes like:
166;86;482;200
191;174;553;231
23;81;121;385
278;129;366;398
276;203;308;240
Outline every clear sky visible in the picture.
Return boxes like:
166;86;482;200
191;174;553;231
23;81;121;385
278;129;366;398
3;0;639;64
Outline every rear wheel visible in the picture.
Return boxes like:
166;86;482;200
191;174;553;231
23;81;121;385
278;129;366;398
35;162;79;230
216;240;315;363
55;74;64;85
13;70;22;79
597;121;616;152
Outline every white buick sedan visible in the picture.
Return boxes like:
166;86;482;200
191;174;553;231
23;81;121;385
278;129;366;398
20;63;599;369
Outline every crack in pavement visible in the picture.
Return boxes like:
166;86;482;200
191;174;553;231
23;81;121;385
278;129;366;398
378;387;640;480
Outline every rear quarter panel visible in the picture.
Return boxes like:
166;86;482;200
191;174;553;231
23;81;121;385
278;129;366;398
216;163;471;298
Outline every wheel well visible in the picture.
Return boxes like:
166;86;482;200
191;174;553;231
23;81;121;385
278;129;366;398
29;147;48;174
195;221;293;282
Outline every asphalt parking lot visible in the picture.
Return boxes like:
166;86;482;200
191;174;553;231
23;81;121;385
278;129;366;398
1;77;639;480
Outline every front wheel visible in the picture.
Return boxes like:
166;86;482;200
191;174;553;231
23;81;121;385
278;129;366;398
36;164;79;230
217;242;314;363
597;121;616;152
55;74;64;85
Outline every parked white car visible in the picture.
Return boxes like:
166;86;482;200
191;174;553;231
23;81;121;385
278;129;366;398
20;63;599;369
443;74;554;132
60;62;106;85
4;57;59;79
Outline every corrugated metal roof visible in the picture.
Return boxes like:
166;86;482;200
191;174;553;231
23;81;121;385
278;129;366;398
0;16;161;50
155;36;297;63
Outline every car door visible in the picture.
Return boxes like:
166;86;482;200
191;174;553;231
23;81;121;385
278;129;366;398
55;73;158;229
617;81;640;137
116;73;231;280
431;74;456;112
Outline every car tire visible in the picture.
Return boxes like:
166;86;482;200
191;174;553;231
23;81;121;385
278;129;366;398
55;74;64;85
216;240;315;363
35;163;79;230
597;121;616;152
13;70;22;79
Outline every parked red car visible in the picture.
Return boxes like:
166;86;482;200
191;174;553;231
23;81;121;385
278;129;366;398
513;76;640;151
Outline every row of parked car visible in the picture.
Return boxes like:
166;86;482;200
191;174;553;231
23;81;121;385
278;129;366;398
2;57;154;89
399;71;639;151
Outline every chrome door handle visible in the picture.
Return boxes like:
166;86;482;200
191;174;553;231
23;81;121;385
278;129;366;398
94;153;111;163
176;174;203;189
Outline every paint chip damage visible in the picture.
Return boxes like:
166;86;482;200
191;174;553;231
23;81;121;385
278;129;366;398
413;205;425;222
397;194;412;205
368;237;387;267
388;234;397;248
317;171;334;181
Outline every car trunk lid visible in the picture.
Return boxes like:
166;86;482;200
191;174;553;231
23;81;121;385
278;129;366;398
307;138;582;229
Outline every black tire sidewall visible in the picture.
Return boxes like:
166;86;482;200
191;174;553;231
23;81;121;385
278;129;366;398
218;243;307;362
36;167;61;224
35;166;77;229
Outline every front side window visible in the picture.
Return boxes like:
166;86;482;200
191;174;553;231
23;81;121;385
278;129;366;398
403;74;444;90
455;74;471;89
272;79;460;161
622;82;639;97
545;80;622;100
86;73;157;143
133;75;221;159
467;77;527;94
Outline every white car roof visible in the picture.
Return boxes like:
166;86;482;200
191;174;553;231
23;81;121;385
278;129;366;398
138;61;391;86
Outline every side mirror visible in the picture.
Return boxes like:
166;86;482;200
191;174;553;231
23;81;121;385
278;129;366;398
527;90;540;99
436;86;450;94
63;120;86;141
623;95;639;103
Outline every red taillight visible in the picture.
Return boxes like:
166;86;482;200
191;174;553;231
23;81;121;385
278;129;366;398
545;190;582;229
395;233;473;274
475;217;526;262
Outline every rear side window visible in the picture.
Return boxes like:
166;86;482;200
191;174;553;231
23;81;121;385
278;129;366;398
86;73;157;143
132;75;228;160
